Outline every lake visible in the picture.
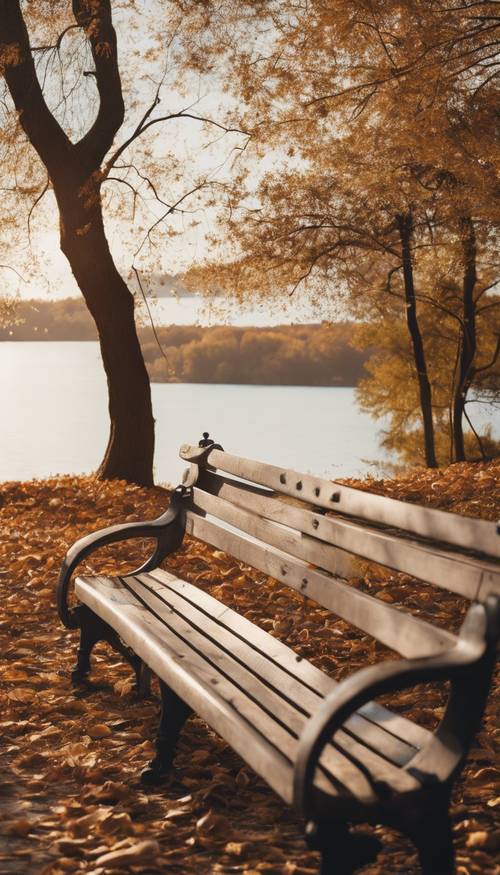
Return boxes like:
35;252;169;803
1;342;498;485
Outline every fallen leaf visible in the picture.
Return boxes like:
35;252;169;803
94;839;160;868
87;724;112;739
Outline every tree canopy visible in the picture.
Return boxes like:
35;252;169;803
180;0;500;465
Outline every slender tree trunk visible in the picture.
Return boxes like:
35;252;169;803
57;181;155;485
452;217;477;462
396;213;438;468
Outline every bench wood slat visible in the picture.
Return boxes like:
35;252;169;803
180;445;499;559
121;574;421;787
147;569;431;752
193;484;354;579
196;473;500;601
185;511;457;658
75;574;422;806
75;575;296;802
137;570;418;766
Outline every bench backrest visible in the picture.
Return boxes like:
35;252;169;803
179;441;500;660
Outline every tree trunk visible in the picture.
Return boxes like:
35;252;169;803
1;0;155;486
396;213;438;468
452;217;477;462
57;182;155;486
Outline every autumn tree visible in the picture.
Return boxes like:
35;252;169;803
0;1;242;485
179;0;499;466
185;130;444;467
355;250;500;467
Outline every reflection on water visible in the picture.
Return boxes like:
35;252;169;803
1;341;498;485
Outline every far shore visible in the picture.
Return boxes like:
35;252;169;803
2;299;368;387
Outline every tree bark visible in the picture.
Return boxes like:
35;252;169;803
396;213;438;468
0;0;155;485
452;217;478;462
56;181;155;484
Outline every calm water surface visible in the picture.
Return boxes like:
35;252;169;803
1;342;497;485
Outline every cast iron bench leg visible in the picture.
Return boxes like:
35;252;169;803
71;605;109;684
71;604;145;693
141;680;192;786
405;798;455;875
306;820;382;874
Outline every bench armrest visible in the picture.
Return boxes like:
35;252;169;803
57;486;187;629
293;598;499;818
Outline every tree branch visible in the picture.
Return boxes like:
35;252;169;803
463;404;488;459
106;110;248;174
132;265;173;375
72;0;124;169
32;24;80;53
27;173;50;243
474;334;500;374
0;0;72;178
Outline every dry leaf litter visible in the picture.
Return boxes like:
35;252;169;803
0;460;499;874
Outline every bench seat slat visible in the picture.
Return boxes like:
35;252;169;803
76;575;296;802
135;571;418;767
145;569;431;752
121;574;419;782
185;512;457;659
75;574;423;808
180;445;499;559
195;474;500;601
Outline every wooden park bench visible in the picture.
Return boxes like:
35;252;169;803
57;434;500;874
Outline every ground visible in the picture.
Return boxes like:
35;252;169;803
0;461;498;874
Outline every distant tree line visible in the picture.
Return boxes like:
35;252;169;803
1;298;97;341
1;298;368;387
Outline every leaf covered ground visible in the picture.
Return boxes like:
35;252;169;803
0;460;499;874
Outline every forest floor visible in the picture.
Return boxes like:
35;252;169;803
0;461;499;874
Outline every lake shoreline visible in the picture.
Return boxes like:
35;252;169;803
0;342;385;483
2;342;498;485
1;300;368;387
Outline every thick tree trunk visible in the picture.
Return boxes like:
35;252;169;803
57;182;155;485
396;214;438;468
452;217;477;462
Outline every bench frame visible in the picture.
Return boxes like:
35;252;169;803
57;435;499;875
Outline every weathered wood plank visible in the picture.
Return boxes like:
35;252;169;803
151;571;431;750
179;445;499;559
124;575;420;781
136;571;417;766
185;511;457;658
76;575;422;803
192;474;500;600
192;485;354;578
75;575;295;802
147;568;431;752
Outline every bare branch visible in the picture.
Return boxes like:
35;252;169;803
106;110;248;174
474;333;500;373
132;266;174;375
463;404;489;459
32;24;80;53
